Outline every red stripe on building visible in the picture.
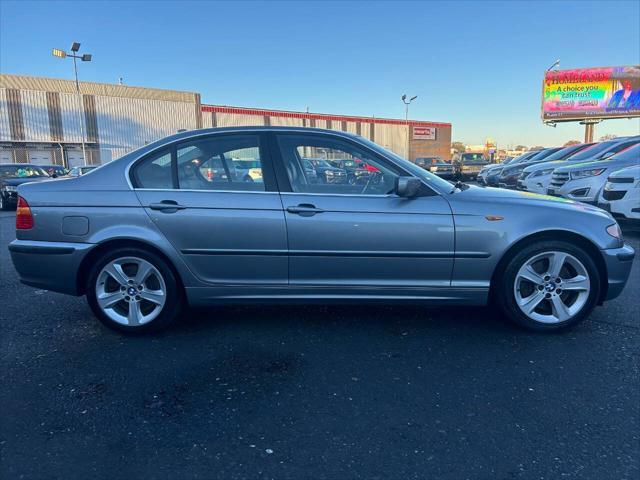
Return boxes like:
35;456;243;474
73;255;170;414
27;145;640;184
201;104;451;128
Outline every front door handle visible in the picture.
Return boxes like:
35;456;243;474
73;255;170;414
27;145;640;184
149;200;186;212
286;203;324;217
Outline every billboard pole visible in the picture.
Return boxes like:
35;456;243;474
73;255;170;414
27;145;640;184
580;119;601;143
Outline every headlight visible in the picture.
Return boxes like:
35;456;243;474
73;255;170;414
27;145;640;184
325;170;335;177
570;168;606;179
530;168;554;178
3;185;17;192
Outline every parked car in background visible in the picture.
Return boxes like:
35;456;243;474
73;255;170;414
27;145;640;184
233;159;263;182
478;151;538;186
415;156;442;170
455;153;489;180
42;165;69;178
415;157;455;179
498;147;562;189
520;137;640;194
301;159;319;184
518;143;595;193
305;158;347;184
8;127;635;334
597;165;640;224
548;143;640;204
328;158;371;184
0;164;50;210
68;166;98;177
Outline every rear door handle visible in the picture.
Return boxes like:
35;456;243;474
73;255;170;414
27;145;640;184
149;200;186;212
286;203;324;217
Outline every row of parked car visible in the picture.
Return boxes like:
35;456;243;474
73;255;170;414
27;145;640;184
475;136;640;223
0;163;96;210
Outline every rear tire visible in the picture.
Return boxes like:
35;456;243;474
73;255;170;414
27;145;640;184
86;247;182;334
496;240;601;332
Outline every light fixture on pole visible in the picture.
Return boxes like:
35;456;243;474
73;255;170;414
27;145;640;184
52;42;92;166
401;94;418;121
546;59;560;72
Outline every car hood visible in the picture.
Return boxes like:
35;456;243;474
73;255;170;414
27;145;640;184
448;184;610;217
1;176;50;187
554;158;638;173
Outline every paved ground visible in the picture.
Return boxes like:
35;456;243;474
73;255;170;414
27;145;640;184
1;210;638;479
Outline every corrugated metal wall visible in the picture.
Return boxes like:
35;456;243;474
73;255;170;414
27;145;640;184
0;88;10;141
94;96;198;159
20;90;50;142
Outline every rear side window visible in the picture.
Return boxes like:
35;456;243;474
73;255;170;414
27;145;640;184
176;135;264;191
132;149;173;189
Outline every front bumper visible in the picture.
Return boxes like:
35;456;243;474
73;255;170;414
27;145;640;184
521;174;552;194
601;243;635;301
597;184;640;221
9;240;94;295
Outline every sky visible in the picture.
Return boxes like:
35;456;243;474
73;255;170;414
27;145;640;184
1;0;639;147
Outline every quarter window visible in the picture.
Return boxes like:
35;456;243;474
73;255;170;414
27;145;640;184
177;135;264;191
276;134;400;195
132;149;173;189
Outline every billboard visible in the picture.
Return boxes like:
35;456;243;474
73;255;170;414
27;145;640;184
542;66;640;122
413;126;436;140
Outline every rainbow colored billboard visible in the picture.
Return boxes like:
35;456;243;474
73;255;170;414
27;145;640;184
542;66;640;122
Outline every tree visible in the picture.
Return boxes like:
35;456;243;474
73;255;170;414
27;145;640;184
451;141;466;153
599;134;618;141
563;140;580;147
514;145;527;151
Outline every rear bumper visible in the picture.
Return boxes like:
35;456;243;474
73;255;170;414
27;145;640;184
8;240;93;295
601;243;635;301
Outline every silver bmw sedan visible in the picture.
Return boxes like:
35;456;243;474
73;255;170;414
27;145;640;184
8;127;635;333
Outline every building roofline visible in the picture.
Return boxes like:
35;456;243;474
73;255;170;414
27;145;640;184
202;104;451;128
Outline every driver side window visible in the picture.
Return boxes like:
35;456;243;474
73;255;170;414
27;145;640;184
276;134;400;195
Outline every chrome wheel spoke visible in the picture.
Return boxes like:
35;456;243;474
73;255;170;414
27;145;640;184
127;300;142;326
562;275;589;291
518;290;546;315
97;291;122;309
550;295;571;322
104;263;130;286
139;289;165;306
134;261;154;284
519;265;543;284
547;252;567;277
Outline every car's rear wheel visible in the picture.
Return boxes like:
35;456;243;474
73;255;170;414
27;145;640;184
497;240;600;332
86;248;182;333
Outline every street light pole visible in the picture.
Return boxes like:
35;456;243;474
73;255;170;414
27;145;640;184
52;42;92;166
71;53;87;166
401;94;418;160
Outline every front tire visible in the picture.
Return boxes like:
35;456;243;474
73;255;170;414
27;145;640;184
497;240;600;332
86;248;182;334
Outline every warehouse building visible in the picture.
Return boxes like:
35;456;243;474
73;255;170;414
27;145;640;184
0;73;451;167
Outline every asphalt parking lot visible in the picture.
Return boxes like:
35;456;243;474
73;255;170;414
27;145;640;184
1;209;638;480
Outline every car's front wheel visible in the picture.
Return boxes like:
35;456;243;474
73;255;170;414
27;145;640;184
86;248;182;333
497;240;600;332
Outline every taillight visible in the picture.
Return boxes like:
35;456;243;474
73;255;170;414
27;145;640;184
16;196;34;230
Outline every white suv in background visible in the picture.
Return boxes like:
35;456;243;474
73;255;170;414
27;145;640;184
548;143;640;204
598;164;640;223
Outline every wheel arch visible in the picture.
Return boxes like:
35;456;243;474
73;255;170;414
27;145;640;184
77;238;185;297
489;230;608;304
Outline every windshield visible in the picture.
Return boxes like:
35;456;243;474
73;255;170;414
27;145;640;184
0;165;48;178
357;136;455;193
567;140;626;161
538;144;591;162
460;153;485;163
609;143;640;161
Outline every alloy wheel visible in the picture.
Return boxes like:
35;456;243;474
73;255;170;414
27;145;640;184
95;256;167;326
514;251;590;324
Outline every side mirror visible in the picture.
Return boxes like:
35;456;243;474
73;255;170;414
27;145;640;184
394;176;422;198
